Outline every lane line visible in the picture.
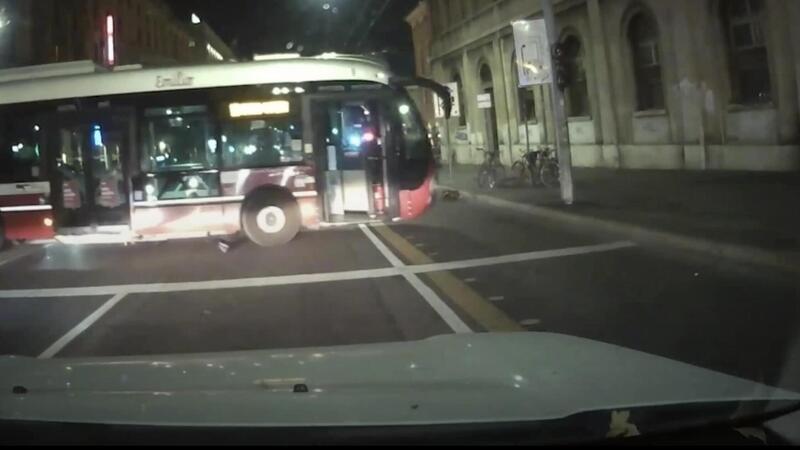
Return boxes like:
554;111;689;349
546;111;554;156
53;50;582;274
0;241;636;299
359;224;472;334
410;241;637;273
38;293;128;359
0;267;400;298
370;224;525;333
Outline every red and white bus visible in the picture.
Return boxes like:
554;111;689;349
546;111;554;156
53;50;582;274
0;56;450;247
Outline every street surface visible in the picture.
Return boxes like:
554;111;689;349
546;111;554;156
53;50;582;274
1;196;798;391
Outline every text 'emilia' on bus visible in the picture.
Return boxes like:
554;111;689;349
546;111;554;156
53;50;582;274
0;54;452;247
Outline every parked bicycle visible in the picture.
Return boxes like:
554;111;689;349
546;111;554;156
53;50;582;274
476;147;506;190
510;146;560;189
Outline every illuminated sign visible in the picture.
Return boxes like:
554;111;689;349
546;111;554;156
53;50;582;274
106;15;115;66
229;101;291;118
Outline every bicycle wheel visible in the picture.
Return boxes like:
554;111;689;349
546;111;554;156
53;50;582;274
539;160;560;189
479;166;501;190
491;164;506;189
510;161;528;186
477;165;491;189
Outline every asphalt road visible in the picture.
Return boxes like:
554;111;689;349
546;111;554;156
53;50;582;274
1;196;798;391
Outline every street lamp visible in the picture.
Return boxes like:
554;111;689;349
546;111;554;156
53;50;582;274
191;13;201;24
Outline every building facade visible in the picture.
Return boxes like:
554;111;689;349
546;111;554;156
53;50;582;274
0;0;234;69
407;0;800;171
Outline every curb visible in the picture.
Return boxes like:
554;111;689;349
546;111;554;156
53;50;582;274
437;184;800;275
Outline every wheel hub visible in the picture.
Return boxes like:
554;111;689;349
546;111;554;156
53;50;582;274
256;206;287;234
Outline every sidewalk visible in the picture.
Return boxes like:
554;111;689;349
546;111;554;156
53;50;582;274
436;164;800;272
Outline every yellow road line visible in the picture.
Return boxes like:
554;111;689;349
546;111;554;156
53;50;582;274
372;225;524;332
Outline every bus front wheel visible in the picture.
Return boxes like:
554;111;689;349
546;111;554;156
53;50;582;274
241;190;301;247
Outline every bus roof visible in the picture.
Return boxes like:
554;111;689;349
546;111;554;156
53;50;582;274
0;55;392;106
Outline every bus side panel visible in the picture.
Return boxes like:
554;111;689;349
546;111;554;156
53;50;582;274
132;204;226;236
398;167;435;220
0;189;54;240
2;211;54;240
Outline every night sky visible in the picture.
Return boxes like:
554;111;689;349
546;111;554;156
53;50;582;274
168;0;420;74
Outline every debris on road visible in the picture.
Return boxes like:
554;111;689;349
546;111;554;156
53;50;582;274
441;190;461;201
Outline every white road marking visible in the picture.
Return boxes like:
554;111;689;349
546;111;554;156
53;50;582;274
0;241;636;299
0;267;401;298
359;224;472;334
38;293;128;359
521;319;542;326
412;241;637;274
488;296;505;302
463;278;477;283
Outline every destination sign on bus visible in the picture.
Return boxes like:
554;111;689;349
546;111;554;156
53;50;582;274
229;101;291;118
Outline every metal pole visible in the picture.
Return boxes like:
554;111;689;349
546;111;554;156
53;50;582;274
541;0;574;205
523;91;531;154
445;117;453;182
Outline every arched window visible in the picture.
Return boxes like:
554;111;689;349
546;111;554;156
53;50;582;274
479;63;492;87
512;52;536;123
452;73;467;126
628;11;664;110
721;0;771;104
561;35;590;117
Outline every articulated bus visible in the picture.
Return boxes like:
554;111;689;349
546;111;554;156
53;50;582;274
0;56;450;247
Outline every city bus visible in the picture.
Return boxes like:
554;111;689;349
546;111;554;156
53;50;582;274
0;56;450;247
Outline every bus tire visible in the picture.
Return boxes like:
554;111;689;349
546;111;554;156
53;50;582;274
241;189;300;247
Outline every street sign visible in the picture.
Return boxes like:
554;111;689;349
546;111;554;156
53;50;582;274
434;82;460;119
512;19;551;86
477;93;492;109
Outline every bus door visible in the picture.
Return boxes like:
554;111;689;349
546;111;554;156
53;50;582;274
306;92;391;222
50;109;132;230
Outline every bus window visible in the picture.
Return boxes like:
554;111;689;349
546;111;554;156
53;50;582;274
395;100;428;161
139;106;220;201
0;115;43;183
340;103;375;158
140;105;217;173
389;94;432;190
220;96;303;169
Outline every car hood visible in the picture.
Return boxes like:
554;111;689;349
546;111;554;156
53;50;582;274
1;332;798;427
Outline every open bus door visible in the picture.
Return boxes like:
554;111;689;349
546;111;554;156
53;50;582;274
305;79;452;225
305;89;390;223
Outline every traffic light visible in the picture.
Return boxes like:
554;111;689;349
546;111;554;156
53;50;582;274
551;42;571;92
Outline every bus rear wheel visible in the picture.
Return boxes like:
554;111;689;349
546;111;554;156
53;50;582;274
241;190;301;247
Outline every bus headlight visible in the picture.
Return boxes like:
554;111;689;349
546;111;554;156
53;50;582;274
43;217;54;227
